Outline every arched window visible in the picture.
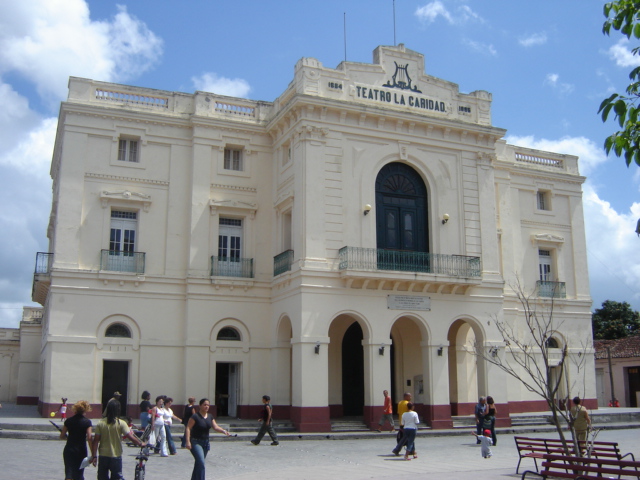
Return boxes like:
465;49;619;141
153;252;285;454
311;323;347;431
217;327;241;341
375;162;429;253
105;323;132;338
546;337;560;349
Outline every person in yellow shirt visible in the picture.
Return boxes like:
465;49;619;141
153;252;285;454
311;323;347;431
570;396;591;443
397;392;412;420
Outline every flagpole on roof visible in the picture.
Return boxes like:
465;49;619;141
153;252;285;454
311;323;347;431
393;0;396;46
344;12;347;62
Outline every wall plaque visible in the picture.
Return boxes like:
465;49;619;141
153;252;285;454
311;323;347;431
387;295;431;311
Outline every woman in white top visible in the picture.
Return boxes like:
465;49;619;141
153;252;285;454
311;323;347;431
401;402;419;461
149;396;169;457
163;397;182;455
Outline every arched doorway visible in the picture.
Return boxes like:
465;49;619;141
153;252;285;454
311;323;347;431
275;316;293;416
447;319;483;416
390;316;428;417
375;162;429;254
328;315;367;418
342;322;364;415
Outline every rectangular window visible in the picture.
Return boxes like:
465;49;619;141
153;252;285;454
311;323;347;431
538;249;552;281
537;190;550;211
224;148;243;171
218;218;242;260
106;210;139;272
118;138;139;163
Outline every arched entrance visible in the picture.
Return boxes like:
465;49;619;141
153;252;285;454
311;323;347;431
342;322;364;415
447;319;484;416
328;315;367;418
375;162;429;253
390;316;428;420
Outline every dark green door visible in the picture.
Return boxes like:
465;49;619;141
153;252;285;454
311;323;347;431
376;163;428;270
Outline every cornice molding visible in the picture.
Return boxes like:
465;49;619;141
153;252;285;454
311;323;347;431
86;172;169;186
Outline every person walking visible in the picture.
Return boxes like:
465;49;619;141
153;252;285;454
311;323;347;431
139;391;152;429
392;392;412;455
400;402;419;460
60;400;92;480
251;395;279;446
149;395;169;457
570;396;591;443
163;397;182;455
91;400;144;479
185;398;230;480
181;397;196;448
375;390;395;432
474;396;486;444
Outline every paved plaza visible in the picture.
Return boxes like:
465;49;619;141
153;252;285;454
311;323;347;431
1;428;639;480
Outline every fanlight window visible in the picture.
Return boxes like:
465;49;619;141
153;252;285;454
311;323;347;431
217;327;241;341
105;323;132;338
546;337;560;349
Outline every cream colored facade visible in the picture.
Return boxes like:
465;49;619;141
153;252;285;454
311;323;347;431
30;44;594;430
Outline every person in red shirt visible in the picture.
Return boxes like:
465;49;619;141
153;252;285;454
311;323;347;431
375;390;395;432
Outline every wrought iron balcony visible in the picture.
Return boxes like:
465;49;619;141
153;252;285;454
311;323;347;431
274;249;294;276
100;250;145;274
211;256;254;278
536;280;566;298
32;252;53;305
339;247;481;277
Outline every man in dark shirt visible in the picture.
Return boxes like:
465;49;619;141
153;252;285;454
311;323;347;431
474;396;486;444
250;395;279;446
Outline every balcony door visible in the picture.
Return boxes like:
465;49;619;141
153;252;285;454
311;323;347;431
109;211;137;272
218;218;243;277
375;163;428;270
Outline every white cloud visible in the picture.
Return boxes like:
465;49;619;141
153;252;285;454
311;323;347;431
606;38;640;68
192;73;251;98
415;1;483;25
519;32;547;47
544;73;574;96
506;134;640;310
0;1;163;327
463;39;497;57
0;1;163;102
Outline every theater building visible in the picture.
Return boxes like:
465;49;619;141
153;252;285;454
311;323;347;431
28;44;594;431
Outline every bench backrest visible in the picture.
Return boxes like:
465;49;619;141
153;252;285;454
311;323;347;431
541;453;640;480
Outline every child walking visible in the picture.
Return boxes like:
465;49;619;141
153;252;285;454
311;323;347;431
471;429;493;458
250;395;279;446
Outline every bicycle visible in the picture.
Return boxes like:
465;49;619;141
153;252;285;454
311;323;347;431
134;424;153;480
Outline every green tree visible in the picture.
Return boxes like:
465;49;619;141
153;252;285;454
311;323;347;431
599;1;640;167
592;299;640;339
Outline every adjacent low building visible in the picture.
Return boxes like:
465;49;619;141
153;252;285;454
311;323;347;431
595;336;640;407
28;44;594;430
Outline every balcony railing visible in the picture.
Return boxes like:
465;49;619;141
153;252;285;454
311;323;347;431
211;256;254;278
34;252;54;274
274;250;294;276
100;250;145;274
339;247;481;277
536;280;566;298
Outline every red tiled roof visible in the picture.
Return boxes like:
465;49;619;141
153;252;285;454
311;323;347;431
594;336;640;359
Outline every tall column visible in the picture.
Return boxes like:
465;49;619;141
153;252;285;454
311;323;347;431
290;337;331;432
423;342;453;429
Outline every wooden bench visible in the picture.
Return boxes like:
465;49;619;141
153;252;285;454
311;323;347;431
514;436;636;474
520;453;640;479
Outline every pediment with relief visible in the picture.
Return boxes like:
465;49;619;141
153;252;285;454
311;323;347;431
100;190;151;212
531;233;564;245
209;199;257;217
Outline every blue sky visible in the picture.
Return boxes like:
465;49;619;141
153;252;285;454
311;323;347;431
1;0;639;327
